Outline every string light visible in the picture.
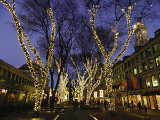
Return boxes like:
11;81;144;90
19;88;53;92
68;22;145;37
71;58;88;101
112;5;134;64
84;59;102;104
57;72;69;102
71;58;103;103
72;72;88;101
88;4;134;98
0;0;56;112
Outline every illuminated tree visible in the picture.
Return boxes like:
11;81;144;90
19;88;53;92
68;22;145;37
88;3;134;97
71;56;103;104
0;0;56;112
18;1;79;108
71;72;88;102
57;72;69;103
84;59;103;104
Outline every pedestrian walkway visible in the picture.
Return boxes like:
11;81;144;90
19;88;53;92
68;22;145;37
57;108;89;120
108;110;160;120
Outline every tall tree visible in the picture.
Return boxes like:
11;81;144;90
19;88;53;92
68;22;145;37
0;0;56;112
18;0;78;109
88;1;134;97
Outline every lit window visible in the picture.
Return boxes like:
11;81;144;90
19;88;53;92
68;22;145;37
156;95;160;110
156;56;160;66
134;68;138;75
94;91;97;98
99;90;104;97
49;89;52;97
146;81;151;87
138;66;143;73
147;81;151;87
137;95;142;102
152;76;159;87
144;64;148;70
1;89;7;94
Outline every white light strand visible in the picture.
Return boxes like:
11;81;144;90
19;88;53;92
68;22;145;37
0;0;56;112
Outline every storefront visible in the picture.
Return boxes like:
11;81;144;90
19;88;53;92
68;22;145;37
127;94;142;107
142;87;160;110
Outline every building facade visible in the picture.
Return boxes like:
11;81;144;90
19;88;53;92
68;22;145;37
0;59;35;105
112;29;160;110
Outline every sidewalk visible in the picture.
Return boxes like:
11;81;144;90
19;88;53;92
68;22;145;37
0;111;57;120
109;110;160;120
57;108;89;120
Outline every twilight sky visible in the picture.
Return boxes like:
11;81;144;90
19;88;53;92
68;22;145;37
0;1;160;67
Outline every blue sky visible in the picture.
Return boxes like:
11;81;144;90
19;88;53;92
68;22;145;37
0;1;160;67
0;10;26;67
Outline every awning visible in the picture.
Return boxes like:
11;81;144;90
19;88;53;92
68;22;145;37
142;87;160;96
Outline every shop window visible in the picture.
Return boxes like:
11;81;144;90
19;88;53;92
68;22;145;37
138;65;143;73
149;96;155;109
144;64;148;70
156;95;160;110
156;56;160;66
152;76;159;87
143;96;148;108
133;68;138;75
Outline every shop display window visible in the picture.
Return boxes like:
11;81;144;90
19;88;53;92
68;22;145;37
156;95;160;110
149;96;155;109
137;95;142;102
143;96;148;108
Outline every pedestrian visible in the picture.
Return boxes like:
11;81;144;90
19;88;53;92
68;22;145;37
144;105;147;112
104;101;107;110
131;101;134;111
137;102;141;111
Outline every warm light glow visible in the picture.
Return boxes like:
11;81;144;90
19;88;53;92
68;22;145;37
1;89;7;94
57;73;69;102
49;89;52;97
84;59;102;104
94;91;97;98
99;90;104;97
146;81;151;87
133;68;138;75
